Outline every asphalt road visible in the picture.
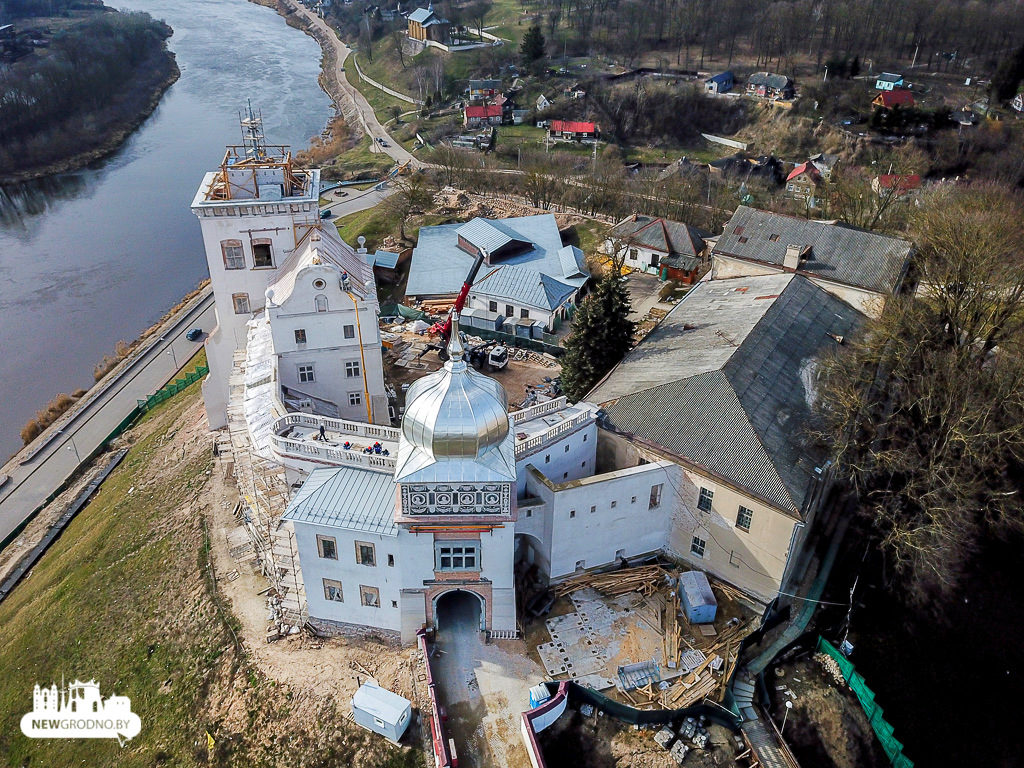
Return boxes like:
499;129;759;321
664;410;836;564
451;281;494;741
321;184;395;217
0;289;215;547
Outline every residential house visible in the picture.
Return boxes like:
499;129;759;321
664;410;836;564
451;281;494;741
406;214;589;331
406;4;450;44
549;120;598;140
873;89;914;109
874;72;904;91
745;72;794;100
536;94;552;111
704;71;734;94
562;83;586;100
606;214;710;282
709;205;914;316
708;154;784;187
785;161;822;206
1012;93;1024;113
468;79;502;103
871;173;922;197
588;273;865;601
495;93;515;124
464;103;503;128
808;152;839;180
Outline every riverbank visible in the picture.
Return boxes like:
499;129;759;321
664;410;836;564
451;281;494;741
0;11;180;184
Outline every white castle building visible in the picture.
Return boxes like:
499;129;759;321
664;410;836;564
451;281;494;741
194;127;864;645
192;112;388;429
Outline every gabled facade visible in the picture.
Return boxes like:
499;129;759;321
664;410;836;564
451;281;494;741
875;72;904;91
464;103;503;127
468;79;501;103
873;89;914;109
549;120;597;140
705;71;734;94
785;161;822;206
406;4;450;43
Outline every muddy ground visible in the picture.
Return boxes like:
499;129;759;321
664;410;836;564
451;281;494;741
767;657;888;768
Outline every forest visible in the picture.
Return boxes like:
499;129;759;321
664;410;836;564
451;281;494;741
0;9;178;179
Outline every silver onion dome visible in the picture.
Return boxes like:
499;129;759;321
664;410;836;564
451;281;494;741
401;315;509;459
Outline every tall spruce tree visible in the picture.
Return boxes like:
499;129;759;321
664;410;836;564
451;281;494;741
520;24;546;63
559;268;636;401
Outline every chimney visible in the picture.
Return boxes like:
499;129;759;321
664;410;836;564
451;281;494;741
784;244;802;270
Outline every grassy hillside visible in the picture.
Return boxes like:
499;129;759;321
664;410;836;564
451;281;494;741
0;374;421;767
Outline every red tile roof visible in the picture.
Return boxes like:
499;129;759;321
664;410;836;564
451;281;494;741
465;104;502;119
786;161;821;183
551;120;596;134
876;174;921;192
873;89;914;108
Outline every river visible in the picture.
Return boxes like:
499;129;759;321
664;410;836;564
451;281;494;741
0;0;332;460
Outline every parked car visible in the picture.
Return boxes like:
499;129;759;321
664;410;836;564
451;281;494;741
185;327;203;341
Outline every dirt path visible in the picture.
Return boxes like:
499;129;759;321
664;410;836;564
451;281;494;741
274;0;417;167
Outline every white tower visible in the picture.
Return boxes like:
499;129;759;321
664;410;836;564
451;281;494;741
190;107;321;428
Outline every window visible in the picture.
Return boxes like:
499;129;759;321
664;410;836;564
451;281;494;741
315;294;328;312
691;536;706;558
526;509;532;518
435;541;478;571
221;240;244;269
563;472;568;479
374;717;386;728
545;454;550;463
564;444;570;453
489;300;498;312
590;505;596;514
631;496;637;504
610;500;617;508
232;293;250;315
360;586;380;607
521;308;530;319
650;484;663;509
629;247;639;261
387;554;395;567
769;233;780;242
344;324;355;339
356;541;376;566
298;364;315;383
391;600;398;608
346;361;361;378
294;329;307;344
323;578;343;602
570;510;576;518
737;506;753;532
583;434;588;442
575;560;586;570
252;238;274;268
317;535;338;560
505;304;514;317
786;184;794;192
738;236;749;244
348;392;362;406
697;487;714;512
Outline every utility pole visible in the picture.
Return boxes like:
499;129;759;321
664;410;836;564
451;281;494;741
911;43;920;69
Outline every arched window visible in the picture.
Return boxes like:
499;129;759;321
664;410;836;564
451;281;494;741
314;294;328;312
221;240;244;270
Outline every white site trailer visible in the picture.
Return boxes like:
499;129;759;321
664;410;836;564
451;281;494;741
351;682;412;743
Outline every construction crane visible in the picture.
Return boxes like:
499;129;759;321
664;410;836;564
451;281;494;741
429;248;493;361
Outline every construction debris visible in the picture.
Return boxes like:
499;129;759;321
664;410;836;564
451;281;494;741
550;564;666;598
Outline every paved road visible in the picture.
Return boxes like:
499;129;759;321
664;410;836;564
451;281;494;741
0;290;215;547
321;184;395;217
285;0;417;167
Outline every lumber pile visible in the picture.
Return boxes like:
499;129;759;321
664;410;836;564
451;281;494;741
662;653;722;708
551;564;665;598
663;589;681;669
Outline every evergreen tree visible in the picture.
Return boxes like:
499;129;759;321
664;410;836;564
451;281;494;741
520;24;546;63
559;267;636;401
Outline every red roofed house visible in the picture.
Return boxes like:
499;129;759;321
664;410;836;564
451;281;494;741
464;103;503;128
785;161;823;206
871;174;922;197
549;120;598;140
872;89;914;109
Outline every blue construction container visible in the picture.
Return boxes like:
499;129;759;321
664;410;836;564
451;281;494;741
678;571;718;624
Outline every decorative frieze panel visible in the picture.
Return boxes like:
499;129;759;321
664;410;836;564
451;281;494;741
400;482;511;516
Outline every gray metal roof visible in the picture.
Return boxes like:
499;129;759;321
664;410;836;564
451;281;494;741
713;206;913;295
609;215;709;259
747;72;792;90
594;274;864;514
408;7;435;23
282;467;398;535
407;215;589;309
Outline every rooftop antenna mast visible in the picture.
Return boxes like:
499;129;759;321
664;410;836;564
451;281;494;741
239;99;268;162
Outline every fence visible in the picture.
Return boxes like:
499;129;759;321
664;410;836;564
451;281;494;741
466;326;564;356
350;56;423;105
137;365;209;412
816;637;914;768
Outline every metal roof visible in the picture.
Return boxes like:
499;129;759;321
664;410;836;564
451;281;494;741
594;274;865;514
282;466;398;535
408;7;434;23
353;683;410;723
407;215;589;308
747;72;792;90
876;72;903;83
713;206;912;294
705;71;733;84
609;215;709;259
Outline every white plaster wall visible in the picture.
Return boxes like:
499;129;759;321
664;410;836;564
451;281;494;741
269;263;387;423
465;293;555;332
527;462;676;579
294;521;403;631
514;421;597;497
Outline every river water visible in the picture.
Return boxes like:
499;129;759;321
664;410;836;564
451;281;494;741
0;0;332;459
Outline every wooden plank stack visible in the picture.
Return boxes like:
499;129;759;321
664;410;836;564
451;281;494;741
550;564;665;598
